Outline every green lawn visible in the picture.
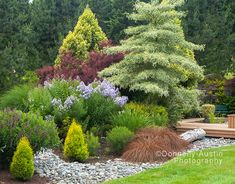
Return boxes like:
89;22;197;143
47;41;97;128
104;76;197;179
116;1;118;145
104;145;235;184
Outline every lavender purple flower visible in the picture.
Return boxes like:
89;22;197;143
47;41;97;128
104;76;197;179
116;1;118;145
64;95;77;109
114;96;128;107
77;81;94;99
51;96;77;111
51;98;62;107
96;80;119;99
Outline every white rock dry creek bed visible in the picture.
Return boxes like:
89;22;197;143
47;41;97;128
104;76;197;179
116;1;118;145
34;137;235;184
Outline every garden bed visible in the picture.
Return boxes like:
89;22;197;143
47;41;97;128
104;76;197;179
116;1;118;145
33;137;235;184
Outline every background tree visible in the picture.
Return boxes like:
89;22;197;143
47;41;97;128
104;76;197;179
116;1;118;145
100;0;204;123
182;0;235;74
30;0;87;66
101;0;150;43
0;0;40;92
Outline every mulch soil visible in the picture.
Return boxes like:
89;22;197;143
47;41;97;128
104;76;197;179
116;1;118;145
0;170;50;184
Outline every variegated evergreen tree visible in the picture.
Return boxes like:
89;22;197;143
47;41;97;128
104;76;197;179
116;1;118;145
100;0;204;123
56;6;107;64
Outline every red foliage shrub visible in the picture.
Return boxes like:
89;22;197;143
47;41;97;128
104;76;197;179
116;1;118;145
36;40;124;84
79;50;124;84
55;52;81;80
121;127;189;163
36;66;55;84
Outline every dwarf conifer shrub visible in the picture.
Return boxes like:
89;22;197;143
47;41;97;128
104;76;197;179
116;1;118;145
10;137;34;181
64;119;89;161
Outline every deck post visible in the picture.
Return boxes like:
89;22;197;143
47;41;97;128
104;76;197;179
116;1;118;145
228;114;235;128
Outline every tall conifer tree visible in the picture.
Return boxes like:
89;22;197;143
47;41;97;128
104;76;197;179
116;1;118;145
100;0;204;122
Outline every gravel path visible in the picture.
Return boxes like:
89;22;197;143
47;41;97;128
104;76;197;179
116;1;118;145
35;150;160;184
34;137;235;184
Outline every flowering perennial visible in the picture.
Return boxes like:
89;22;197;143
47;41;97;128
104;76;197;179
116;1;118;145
77;82;94;99
52;95;78;110
97;80;119;99
114;96;129;107
77;80;128;106
46;79;128;107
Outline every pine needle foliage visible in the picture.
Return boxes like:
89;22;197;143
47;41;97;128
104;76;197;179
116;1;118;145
56;6;107;63
100;0;204;97
10;137;34;181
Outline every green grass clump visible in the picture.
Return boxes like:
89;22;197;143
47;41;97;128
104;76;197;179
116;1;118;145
0;84;31;111
106;126;134;155
112;110;151;132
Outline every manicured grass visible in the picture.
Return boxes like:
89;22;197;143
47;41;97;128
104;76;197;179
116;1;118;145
104;145;235;184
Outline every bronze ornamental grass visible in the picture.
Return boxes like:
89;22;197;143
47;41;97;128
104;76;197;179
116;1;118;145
122;127;189;163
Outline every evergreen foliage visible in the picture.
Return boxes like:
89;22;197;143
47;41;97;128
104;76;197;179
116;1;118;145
56;6;107;63
30;0;86;65
10;137;34;181
100;0;204;123
182;0;235;74
64;119;89;161
0;0;40;92
0;0;232;93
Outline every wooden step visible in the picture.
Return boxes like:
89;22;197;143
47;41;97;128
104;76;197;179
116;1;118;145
176;119;235;139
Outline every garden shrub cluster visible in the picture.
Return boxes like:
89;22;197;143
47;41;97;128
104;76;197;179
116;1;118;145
10;137;34;181
0;78;171;164
0;1;212;180
0;109;60;167
0;78;128;139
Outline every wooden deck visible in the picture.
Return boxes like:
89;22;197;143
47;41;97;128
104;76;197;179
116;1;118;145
176;118;235;138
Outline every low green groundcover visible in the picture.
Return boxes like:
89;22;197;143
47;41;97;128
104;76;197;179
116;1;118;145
104;145;235;184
